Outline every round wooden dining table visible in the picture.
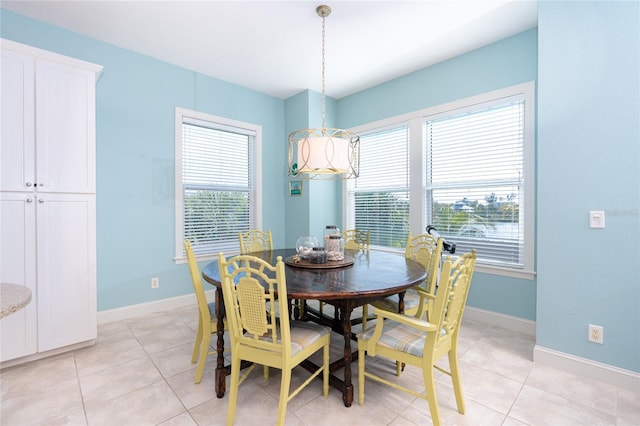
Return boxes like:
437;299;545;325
201;248;427;407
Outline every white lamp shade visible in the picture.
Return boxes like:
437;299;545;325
297;136;350;173
288;128;359;179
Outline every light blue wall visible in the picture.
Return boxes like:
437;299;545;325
284;91;312;247
337;29;539;322
337;29;538;128
1;9;287;311
537;1;639;372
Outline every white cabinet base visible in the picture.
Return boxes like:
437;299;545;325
0;339;96;369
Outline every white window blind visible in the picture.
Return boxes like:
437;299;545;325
178;113;256;257
347;126;410;249
426;100;525;268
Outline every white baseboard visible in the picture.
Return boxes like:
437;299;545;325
464;306;536;336
1;340;95;369
534;345;640;392
463;307;639;392
97;290;216;325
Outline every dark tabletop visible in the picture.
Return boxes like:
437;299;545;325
201;248;427;301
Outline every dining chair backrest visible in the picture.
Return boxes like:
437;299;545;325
428;250;476;351
184;239;224;384
404;233;443;319
219;253;287;354
184;239;212;330
239;229;273;255
342;229;370;251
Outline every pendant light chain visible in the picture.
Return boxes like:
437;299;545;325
321;12;326;131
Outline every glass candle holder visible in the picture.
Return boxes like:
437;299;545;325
309;246;327;264
326;234;344;261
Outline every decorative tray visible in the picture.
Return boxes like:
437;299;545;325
284;255;354;269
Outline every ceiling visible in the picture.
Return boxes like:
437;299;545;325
1;1;538;99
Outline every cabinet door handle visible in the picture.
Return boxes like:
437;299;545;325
26;182;33;187
26;198;33;203
38;199;45;203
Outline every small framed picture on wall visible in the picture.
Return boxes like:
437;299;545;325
289;180;302;196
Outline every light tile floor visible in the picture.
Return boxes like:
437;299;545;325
1;304;638;426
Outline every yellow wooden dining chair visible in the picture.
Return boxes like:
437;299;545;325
361;233;443;333
238;229;273;254
184;239;226;384
342;229;370;251
218;253;331;426
358;250;476;426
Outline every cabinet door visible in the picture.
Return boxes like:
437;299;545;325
36;193;96;352
35;59;96;194
0;193;37;361
0;49;35;192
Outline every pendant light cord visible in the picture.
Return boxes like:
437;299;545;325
321;12;326;131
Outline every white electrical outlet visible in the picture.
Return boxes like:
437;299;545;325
588;324;603;344
151;277;159;289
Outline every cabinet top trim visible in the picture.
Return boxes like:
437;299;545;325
1;38;103;77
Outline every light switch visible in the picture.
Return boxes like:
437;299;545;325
589;210;605;229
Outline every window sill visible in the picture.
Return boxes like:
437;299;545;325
473;263;536;280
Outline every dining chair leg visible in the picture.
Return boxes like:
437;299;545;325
191;317;203;364
276;369;292;426
194;330;210;384
357;343;365;405
424;367;441;426
323;339;330;396
449;349;466;414
226;353;241;426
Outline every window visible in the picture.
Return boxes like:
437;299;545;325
347;82;535;278
426;99;528;270
346;125;410;249
175;108;261;261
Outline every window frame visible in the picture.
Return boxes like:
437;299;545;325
344;82;535;279
174;107;262;263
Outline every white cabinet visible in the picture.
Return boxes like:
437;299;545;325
0;39;102;363
0;193;37;361
0;48;35;193
35;193;97;352
1;43;97;194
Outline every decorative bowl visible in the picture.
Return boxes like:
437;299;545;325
296;236;319;259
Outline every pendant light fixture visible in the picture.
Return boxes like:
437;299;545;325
288;4;360;179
